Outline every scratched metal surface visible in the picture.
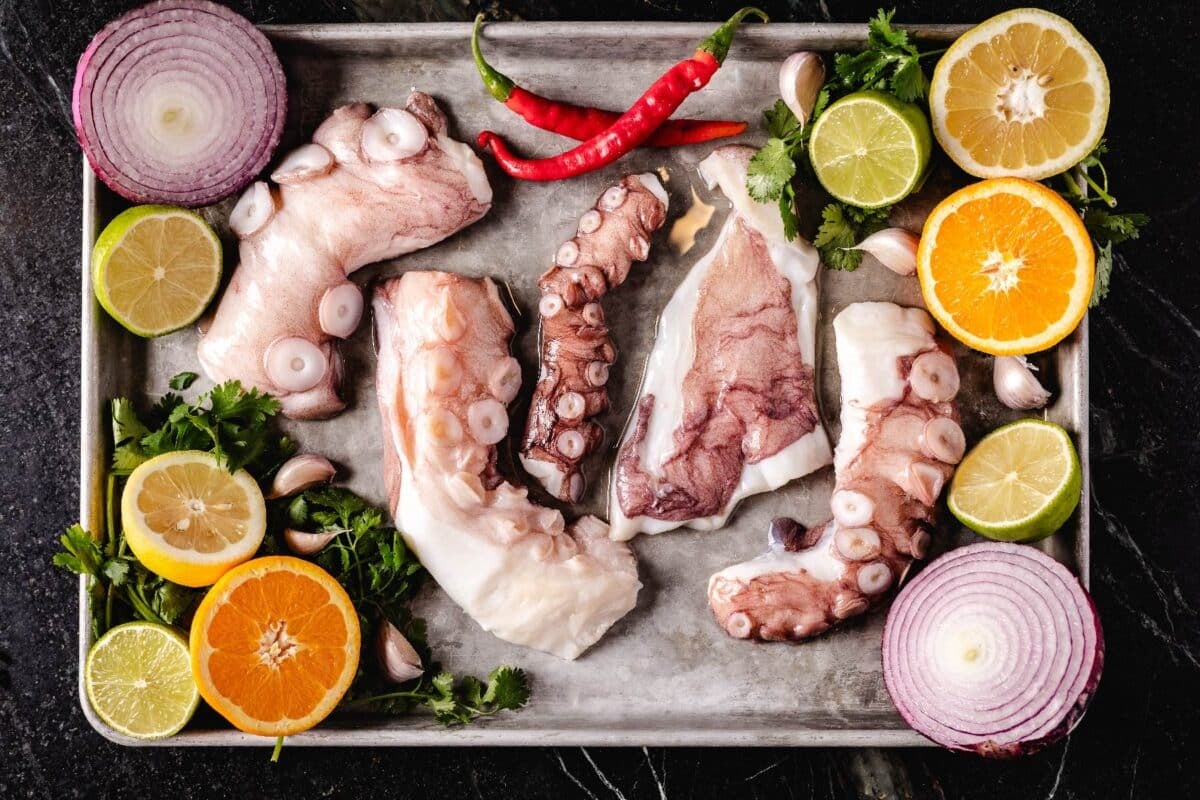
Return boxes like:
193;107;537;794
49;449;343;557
78;21;1088;747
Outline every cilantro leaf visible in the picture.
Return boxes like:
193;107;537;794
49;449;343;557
168;371;199;391
746;138;796;203
1090;241;1115;308
1084;208;1149;246
762;99;800;140
890;55;928;103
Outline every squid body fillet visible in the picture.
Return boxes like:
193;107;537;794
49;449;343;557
608;146;832;541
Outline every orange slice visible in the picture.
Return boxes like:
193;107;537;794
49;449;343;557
929;8;1109;180
189;556;360;737
917;177;1093;355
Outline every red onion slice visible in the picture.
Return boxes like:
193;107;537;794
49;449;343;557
882;542;1103;757
73;0;286;206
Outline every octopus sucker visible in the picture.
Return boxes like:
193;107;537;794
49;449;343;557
197;94;492;419
373;271;640;660
707;302;963;643
608;146;832;541
520;173;669;503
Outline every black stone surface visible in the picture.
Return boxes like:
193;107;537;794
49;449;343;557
2;1;1197;797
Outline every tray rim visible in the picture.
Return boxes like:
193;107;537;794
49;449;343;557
75;19;1086;749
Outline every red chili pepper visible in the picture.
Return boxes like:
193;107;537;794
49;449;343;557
471;14;748;148
477;7;768;181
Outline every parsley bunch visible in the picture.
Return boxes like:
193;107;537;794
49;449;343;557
113;376;295;476
746;9;941;269
1048;140;1149;307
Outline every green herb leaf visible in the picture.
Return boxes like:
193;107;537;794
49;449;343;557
813;202;891;271
1090;241;1114;308
746;138;796;203
169;371;199;391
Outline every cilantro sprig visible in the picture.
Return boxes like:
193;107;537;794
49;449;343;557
746;9;940;269
113;376;294;476
1047;140;1149;307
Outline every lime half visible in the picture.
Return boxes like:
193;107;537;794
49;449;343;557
92;205;222;337
809;90;932;208
85;621;200;739
948;419;1082;543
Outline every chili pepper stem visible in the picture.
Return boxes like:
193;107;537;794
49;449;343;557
699;7;769;64
472;13;515;103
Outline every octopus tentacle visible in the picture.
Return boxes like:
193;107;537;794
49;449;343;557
707;302;962;642
197;94;492;419
374;271;640;660
520;174;669;503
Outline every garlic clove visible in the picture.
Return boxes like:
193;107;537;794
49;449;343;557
229;181;275;238
268;454;337;498
778;52;825;127
993;355;1052;410
283;527;338;555
851;228;920;276
376;620;424;683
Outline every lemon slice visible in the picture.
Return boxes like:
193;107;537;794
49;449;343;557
121;450;266;587
92;205;222;337
809;90;932;209
929;8;1109;180
948;419;1082;543
85;622;200;740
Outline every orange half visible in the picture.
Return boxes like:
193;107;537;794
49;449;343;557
189;556;360;737
917;177;1093;355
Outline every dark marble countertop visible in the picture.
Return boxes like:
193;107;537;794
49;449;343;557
2;1;1197;797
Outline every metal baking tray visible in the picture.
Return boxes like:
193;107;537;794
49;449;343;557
77;21;1088;747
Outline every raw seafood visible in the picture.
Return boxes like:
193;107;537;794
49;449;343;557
197;94;492;419
708;302;963;641
373;271;640;660
608;146;832;541
520;174;669;503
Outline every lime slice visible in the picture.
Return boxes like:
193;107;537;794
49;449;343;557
85;621;200;739
809;90;932;209
92;205;222;337
948;419;1082;543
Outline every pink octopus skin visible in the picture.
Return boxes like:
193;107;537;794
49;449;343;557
608;146;832;541
520;174;669;503
708;302;964;642
373;271;640;660
197;93;492;419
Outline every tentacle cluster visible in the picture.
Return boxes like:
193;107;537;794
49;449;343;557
520;174;669;502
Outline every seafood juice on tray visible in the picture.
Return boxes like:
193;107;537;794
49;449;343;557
62;0;1140;754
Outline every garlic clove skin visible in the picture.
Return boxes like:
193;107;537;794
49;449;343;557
268;454;337;498
377;620;424;683
993;355;1053;410
778;52;825;127
283;528;338;555
851;228;920;276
